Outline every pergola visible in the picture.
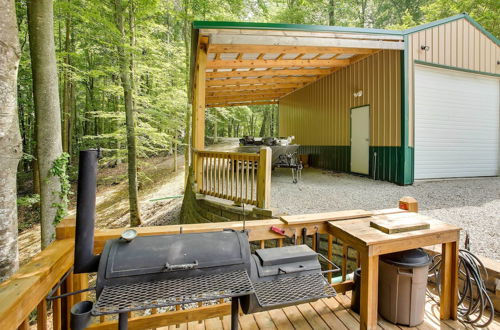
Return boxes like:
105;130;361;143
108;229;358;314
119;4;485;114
190;22;404;150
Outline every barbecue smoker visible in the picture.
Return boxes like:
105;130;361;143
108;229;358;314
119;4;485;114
69;150;335;330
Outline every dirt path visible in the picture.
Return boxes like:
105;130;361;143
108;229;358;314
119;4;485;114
18;155;186;265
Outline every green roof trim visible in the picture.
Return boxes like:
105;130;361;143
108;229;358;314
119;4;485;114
192;20;403;36
403;13;499;46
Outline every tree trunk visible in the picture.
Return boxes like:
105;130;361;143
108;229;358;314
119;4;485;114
114;0;141;226
0;0;22;282
328;0;335;25
182;0;191;184
259;111;270;137
28;0;64;248
62;0;72;154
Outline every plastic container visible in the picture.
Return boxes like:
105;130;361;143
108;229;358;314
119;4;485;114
351;268;361;313
378;248;431;326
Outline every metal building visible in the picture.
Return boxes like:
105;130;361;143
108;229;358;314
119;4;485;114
190;14;499;185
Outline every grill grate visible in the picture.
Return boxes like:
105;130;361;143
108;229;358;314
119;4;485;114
93;270;254;315
253;273;336;308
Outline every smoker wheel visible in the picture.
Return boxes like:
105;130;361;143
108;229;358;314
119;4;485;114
253;273;336;308
92;270;254;315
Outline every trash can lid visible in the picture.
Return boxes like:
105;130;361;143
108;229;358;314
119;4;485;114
381;248;431;267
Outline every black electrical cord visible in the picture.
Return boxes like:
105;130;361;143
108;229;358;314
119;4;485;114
427;244;494;327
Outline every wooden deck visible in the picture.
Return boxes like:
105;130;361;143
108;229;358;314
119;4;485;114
159;293;500;330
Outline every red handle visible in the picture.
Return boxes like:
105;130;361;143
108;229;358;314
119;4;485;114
271;226;286;236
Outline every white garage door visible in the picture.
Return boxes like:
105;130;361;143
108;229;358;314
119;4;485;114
414;65;499;179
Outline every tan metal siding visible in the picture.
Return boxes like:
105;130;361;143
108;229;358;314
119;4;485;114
279;50;401;147
407;18;500;147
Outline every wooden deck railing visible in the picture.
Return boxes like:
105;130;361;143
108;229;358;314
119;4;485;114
0;198;417;330
193;148;271;208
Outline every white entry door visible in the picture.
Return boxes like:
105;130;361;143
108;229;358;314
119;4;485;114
415;65;499;179
351;106;370;175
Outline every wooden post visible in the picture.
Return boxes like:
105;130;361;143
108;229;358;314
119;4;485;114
440;240;459;320
327;235;333;283
37;299;48;330
359;250;379;330
191;37;207;153
399;196;418;212
257;147;271;209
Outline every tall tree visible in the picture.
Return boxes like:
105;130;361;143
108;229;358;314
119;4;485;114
0;0;22;281
27;0;64;248
113;0;141;226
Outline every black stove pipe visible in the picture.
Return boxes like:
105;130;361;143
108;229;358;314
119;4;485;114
74;149;101;274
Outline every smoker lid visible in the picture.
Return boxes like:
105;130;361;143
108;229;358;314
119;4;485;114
255;245;317;266
105;231;248;279
380;248;431;268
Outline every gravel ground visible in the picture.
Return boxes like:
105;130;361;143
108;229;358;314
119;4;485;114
271;168;500;260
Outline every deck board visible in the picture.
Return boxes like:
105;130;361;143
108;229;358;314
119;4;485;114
267;308;294;330
282;305;313;329
296;303;330;330
166;295;500;330
309;299;348;329
252;311;277;330
239;314;259;330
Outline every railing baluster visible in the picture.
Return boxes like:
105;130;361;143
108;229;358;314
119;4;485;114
218;155;222;197
327;235;333;283
251;158;255;203
36;299;47;330
235;156;240;203
342;244;348;282
245;157;250;203
53;287;62;330
231;155;234;201
17;319;29;330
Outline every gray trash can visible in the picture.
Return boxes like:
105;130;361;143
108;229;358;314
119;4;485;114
378;248;431;327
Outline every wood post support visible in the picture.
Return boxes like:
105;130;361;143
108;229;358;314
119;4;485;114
257;147;271;209
440;241;459;320
191;37;207;153
399;196;418;212
359;251;379;330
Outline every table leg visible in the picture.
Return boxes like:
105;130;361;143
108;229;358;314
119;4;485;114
231;297;239;330
360;253;379;330
440;241;458;320
118;312;128;330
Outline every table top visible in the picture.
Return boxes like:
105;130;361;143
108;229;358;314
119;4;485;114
327;212;461;254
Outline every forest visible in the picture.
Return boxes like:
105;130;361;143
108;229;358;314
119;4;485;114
0;0;499;281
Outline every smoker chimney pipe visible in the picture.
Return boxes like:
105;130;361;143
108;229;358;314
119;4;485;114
74;149;101;274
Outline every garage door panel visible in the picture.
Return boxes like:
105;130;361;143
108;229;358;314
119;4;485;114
415;65;499;179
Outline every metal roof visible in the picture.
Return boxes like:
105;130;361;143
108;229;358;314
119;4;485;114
189;13;499;107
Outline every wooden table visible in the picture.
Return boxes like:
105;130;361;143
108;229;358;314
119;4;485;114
327;212;460;330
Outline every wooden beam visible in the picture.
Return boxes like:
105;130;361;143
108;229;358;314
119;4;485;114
206;76;317;87
207;88;295;98
206;94;283;103
208;44;378;55
88;303;231;330
206;68;334;79
0;239;74;330
207;58;350;69
207;83;306;92
207;101;278;108
192;37;208;151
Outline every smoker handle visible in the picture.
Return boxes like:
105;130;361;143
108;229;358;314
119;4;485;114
165;260;199;271
317;253;341;274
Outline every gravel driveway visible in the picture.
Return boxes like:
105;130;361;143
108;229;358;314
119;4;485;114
271;168;500;260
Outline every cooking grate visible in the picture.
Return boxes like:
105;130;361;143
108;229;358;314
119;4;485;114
93;270;254;315
253;273;336;308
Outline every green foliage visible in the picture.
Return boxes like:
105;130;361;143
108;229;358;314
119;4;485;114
17;194;40;207
49;153;72;226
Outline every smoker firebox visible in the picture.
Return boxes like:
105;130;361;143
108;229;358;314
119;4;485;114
68;149;336;330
